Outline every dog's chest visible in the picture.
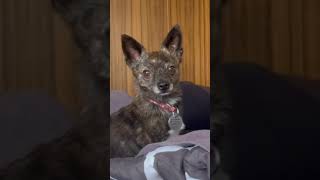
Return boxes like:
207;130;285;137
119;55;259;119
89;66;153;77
148;103;184;137
145;111;170;132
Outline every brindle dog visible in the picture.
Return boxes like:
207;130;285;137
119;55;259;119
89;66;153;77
110;25;185;157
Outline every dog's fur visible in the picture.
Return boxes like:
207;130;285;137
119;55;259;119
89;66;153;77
110;26;184;157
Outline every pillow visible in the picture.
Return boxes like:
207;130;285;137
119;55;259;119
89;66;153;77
110;91;133;114
180;82;210;130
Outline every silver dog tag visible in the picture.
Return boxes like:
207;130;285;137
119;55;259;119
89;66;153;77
168;112;185;131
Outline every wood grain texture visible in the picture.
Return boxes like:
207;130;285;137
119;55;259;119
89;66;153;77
53;12;81;112
0;0;4;92
0;0;80;112
2;0;53;91
110;0;210;95
222;0;320;80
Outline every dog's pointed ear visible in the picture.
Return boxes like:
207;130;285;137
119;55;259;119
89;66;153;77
161;24;183;60
121;34;145;66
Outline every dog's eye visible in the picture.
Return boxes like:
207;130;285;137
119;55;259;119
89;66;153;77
143;70;151;78
168;66;176;74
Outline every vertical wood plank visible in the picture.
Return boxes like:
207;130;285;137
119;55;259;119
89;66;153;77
246;0;270;67
193;0;201;85
199;0;204;85
2;0;55;93
129;0;142;95
221;0;233;61
149;0;168;51
234;0;248;59
181;0;194;83
290;0;304;76
270;0;291;74
110;0;129;94
4;0;18;91
199;0;205;85
28;0;54;93
21;0;33;88
205;0;210;86
304;0;320;79
169;0;178;28
140;0;150;50
124;0;133;95
0;0;4;92
53;11;80;112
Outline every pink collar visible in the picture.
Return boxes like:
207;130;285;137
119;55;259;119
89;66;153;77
148;99;177;112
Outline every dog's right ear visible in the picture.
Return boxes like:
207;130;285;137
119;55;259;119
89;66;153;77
161;24;183;61
121;34;145;67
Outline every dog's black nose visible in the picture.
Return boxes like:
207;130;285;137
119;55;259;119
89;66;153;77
158;82;170;91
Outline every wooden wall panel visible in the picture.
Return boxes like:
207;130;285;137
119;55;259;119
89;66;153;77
3;0;18;91
222;0;320;80
0;1;4;92
304;1;320;79
53;13;81;112
270;0;291;74
290;0;304;76
110;0;210;95
2;0;54;92
0;0;80;112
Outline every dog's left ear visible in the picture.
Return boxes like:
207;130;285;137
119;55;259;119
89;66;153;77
161;24;183;61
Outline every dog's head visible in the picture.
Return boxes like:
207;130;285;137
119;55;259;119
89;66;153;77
121;25;183;100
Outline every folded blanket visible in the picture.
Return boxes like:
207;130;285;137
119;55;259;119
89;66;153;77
110;130;210;180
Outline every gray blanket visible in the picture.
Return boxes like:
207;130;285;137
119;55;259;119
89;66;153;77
110;130;210;180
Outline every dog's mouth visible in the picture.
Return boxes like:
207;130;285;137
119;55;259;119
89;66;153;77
159;92;171;96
